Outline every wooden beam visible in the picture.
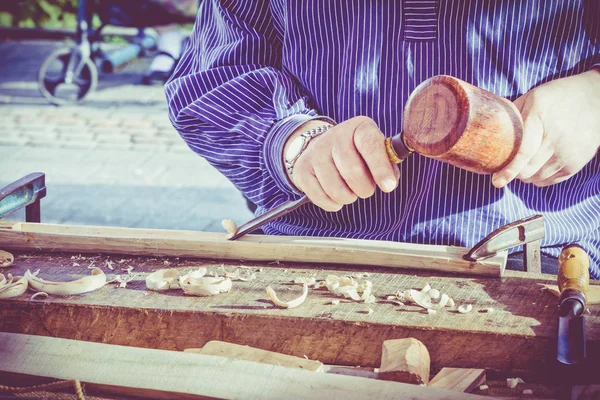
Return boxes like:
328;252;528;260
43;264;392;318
429;368;486;393
185;341;324;372
1;222;506;276
0;333;497;400
1;251;591;379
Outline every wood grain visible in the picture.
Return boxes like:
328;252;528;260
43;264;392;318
186;341;324;372
0;332;496;400
0;222;507;276
429;368;486;393
379;338;430;384
403;75;523;174
1;251;597;380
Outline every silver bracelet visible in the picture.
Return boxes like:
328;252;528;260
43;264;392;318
284;124;333;178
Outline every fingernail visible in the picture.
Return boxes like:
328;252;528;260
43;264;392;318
382;178;397;192
492;176;506;188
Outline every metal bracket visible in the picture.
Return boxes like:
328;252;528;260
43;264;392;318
464;215;545;273
0;173;47;223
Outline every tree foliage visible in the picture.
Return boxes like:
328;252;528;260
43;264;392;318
1;0;79;28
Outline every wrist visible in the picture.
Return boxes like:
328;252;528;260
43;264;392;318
283;120;334;183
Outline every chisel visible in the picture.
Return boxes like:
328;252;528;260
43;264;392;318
557;244;590;365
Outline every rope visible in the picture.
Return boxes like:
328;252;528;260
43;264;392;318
0;379;85;399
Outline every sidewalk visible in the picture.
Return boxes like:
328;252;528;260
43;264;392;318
0;39;253;231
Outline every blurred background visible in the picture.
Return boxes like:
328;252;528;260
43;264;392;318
0;0;253;231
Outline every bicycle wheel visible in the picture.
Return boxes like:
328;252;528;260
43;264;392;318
38;47;98;106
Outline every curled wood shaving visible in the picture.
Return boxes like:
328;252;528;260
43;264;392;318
105;261;114;271
325;275;374;303
30;292;49;301
180;272;232;296
221;219;238;239
0;274;28;299
25;268;106;295
266;283;308;309
218;266;256;281
458;304;473;314
146;269;184;291
428;289;440;299
0;250;14;268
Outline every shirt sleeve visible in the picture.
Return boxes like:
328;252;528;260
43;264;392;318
165;0;333;209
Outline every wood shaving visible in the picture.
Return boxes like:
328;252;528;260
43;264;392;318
479;385;489;391
330;299;340;305
458;304;473;314
30;292;49;301
427;309;437;315
122;266;134;274
448;298;455;307
428;289;440;299
360;307;373;315
0;274;28;299
146;269;183;290
0;250;14;268
72;262;80;267
25;268;106;295
180;272;232;296
293;277;316;286
266;283;308;308
221;219;238;239
325;274;374;303
479;308;494;313
105;261;114;270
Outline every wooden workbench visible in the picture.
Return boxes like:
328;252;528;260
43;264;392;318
1;248;598;383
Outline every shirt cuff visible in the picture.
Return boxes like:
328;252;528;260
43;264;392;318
263;113;336;198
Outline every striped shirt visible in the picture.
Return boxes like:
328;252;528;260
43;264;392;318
165;0;600;277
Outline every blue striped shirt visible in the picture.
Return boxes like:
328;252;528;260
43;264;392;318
165;0;600;277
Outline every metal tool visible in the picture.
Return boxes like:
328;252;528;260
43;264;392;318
464;215;545;272
0;173;46;223
228;196;310;240
557;244;589;365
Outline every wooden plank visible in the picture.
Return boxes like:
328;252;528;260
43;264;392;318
0;332;496;400
1;222;507;276
185;341;324;372
1;251;598;379
429;368;486;393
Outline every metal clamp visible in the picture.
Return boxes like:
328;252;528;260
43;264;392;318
0;173;47;223
464;215;545;273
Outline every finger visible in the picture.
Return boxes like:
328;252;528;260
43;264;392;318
491;96;544;188
517;143;554;181
331;139;376;199
353;121;397;192
313;159;358;205
534;165;576;187
293;170;343;212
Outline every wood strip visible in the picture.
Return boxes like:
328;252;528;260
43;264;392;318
429;368;486;393
186;341;324;372
2;222;506;276
0;333;496;400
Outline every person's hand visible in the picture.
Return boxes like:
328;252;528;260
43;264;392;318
492;68;600;188
285;116;399;212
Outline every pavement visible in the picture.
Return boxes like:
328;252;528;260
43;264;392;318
0;38;253;231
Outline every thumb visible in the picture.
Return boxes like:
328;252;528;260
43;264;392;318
491;94;544;188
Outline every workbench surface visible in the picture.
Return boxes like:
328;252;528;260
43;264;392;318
1;251;599;381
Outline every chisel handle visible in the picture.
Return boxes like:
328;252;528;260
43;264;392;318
558;244;590;296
